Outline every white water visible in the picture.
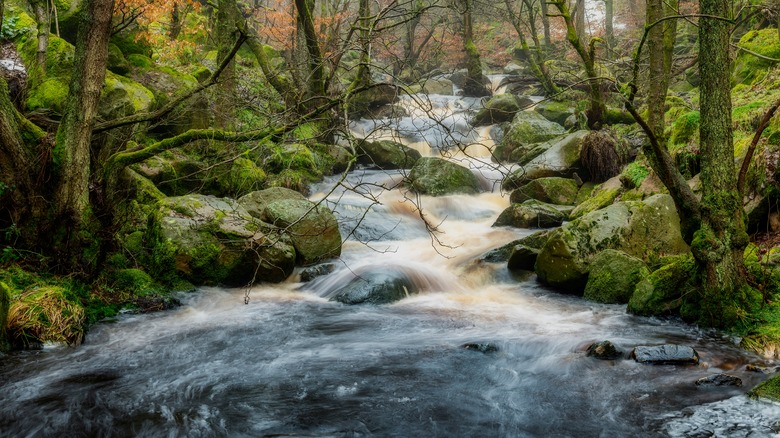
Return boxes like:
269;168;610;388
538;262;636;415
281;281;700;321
2;93;780;437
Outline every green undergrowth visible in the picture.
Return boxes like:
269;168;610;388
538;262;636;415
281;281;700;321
0;264;181;349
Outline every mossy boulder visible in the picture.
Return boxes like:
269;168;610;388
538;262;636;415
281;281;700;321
238;187;307;219
331;269;420;305
357;140;421;170
472;94;531;126
626;255;695;316
569;177;624;219
6;285;86;348
480;229;553;262
347;83;399;118
510;177;579;205
535;194;689;293
583;250;649;304
409;157;481;196
263;198;342;265
502;130;589;189
748;374;780;402
669;111;700;146
534;100;575;125
107;43;131;75
130;65;205;134
149;195;297;286
493;200;568;229
134;152;211;197
421;77;454;95
109;269;162;297
100;72;155;119
507;245;540;271
498;112;566;159
734;29;780;85
216;158;267;198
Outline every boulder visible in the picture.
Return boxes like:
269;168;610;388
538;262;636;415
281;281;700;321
299;263;336;282
264;199;342;265
631;344;699;365
583;250;649;304
570;177;623;220
216;158;267;198
409;157;481;196
510;177;579;205
348;83;399;118
357;140;422;170
480;229;552;263
472;94;531;126
695;374;742;386
627;255;695;316
493;200;568;229
749;374;780;402
332;270;419;304
507;245;540;271
463;342;499;353
134;153;210;197
238;187;307;220
535;194;689;293
107;43;131;75
150;195;297;286
421;77;455;95
496;112;566;161
502;130;589;190
586;341;622;360
534;100;576;125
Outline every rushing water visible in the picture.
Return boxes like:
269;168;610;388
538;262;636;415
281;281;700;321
2;94;780;437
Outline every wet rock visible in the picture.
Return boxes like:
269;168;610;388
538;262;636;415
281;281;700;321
300;263;336;282
583;250;649;304
570;176;624;220
507;245;539;271
357;140;422;170
264;199;343;265
502;131;589;189
347;83;399;118
586;341;622;360
409;157;481;196
535;194;689;294
535;100;576;125
238;187;307;220
421;77;454;95
746;364;780;374
627;255;695;317
332;271;419;305
510;177;579;206
471;94;531;126
695;374;742;386
480;229;552;263
631;344;699;365
493;200;567;229
463;342;499;353
495;112;566;163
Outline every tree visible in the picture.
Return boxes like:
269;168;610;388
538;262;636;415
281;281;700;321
503;0;559;95
456;0;490;96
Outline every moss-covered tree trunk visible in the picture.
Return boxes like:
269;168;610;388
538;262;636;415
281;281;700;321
215;0;239;127
52;0;113;242
294;0;326;100
604;0;614;47
505;0;559;95
352;0;372;90
692;0;752;326
540;0;551;46
459;0;490;97
31;0;50;76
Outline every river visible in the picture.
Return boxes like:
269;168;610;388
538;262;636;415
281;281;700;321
1;91;779;437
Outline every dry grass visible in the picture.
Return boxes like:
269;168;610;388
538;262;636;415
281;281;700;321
7;286;85;348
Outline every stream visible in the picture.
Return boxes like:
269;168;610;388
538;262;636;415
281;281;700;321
2;90;780;437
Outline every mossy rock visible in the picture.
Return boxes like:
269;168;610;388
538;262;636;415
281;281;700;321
734;29;780;85
107;43;131;75
26;78;69;113
534;100;575;125
510;177;579;205
127;54;153;69
134;154;211;197
583;250;649;304
502;131;589;190
480;229;553;262
420;77;454;95
109;269;163;297
357;140;421;170
472;94;531;126
670;111;699;147
409;157;481;196
621;162;650;189
238;187;307;221
149;195;297;286
100;72;156;119
507;245;540;271
216;158;267;198
498;112;566;160
748;374;780;402
264;199;342;265
535;194;690;294
626;255;695;316
111;32;154;57
570;177;623;220
493;200;568;229
6;285;86;348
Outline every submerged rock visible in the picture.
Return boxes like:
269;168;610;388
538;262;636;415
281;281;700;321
695;374;742;387
409;157;481;196
299;263;336;282
480;230;552;263
631;344;699;365
463;342;499;353
332;271;419;305
586;341;622;360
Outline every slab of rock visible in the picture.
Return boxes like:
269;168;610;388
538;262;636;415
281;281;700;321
409;157;481;196
695;374;742;386
510;177;579;206
631;344;699;365
507;245;540;271
357;140;421;170
502;131;589;189
586;341;622;360
493;200;567;229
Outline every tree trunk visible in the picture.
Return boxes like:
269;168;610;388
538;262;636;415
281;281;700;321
353;0;372;89
169;3;183;40
53;0;113;230
604;0;614;47
216;0;239;127
460;0;490;97
693;0;750;327
506;0;559;95
540;0;551;46
575;0;586;43
32;0;50;76
294;0;325;99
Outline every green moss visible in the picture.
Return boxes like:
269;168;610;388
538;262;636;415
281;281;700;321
621;162;650;188
749;374;780;402
627;255;695;316
734;29;780;85
670;111;700;147
218;157;267;198
127;53;153;69
0;281;9;352
570;187;621;219
111;33;153;58
584;250;649;304
110;269;162;297
26;78;69;113
6;285;86;348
